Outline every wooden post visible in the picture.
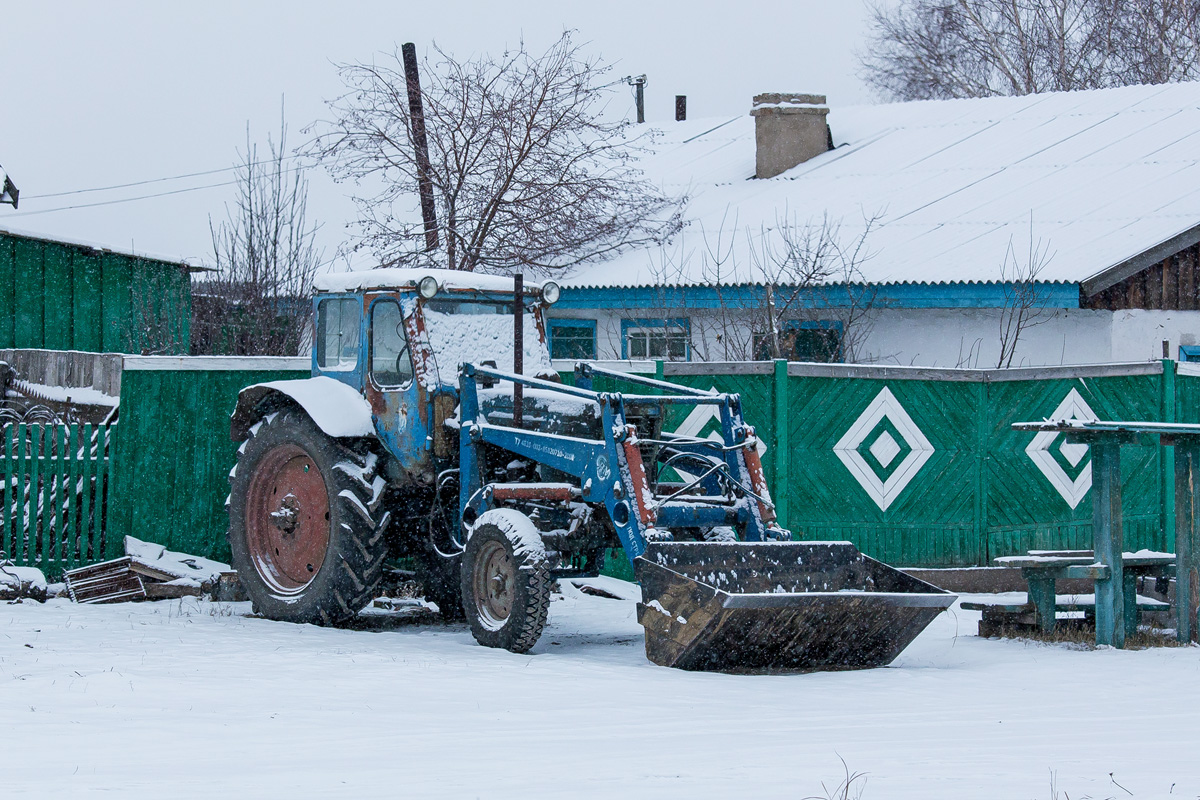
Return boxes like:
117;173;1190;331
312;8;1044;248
773;359;790;532
1091;438;1125;647
1162;358;1176;556
1026;571;1057;632
401;42;440;252
1174;441;1200;643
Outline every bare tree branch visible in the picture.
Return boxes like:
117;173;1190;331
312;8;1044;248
193;106;323;356
860;0;1200;100
628;212;880;363
996;217;1056;367
306;32;686;274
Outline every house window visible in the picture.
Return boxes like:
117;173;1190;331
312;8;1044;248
754;321;843;362
316;297;360;370
548;319;596;360
1181;345;1200;362
623;319;689;361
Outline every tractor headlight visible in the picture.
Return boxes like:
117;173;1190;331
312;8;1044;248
418;275;439;299
541;281;561;305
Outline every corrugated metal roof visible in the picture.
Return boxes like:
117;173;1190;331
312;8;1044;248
562;82;1200;290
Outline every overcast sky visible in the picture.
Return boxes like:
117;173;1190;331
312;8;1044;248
1;1;875;270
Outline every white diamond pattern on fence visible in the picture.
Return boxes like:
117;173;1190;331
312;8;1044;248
1025;388;1097;509
834;387;934;511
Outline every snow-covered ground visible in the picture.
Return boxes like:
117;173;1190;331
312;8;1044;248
2;582;1198;798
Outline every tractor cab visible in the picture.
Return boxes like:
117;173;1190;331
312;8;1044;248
308;269;561;484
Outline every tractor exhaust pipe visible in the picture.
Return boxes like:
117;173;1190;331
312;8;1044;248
513;272;523;428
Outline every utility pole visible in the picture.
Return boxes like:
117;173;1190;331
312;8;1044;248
401;42;439;252
626;74;647;123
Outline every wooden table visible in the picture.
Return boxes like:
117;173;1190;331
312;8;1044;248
1011;420;1200;647
986;550;1174;635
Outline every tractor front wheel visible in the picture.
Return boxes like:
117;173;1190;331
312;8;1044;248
227;409;389;625
460;510;550;653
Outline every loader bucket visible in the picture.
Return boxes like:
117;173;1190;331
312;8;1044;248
634;541;955;673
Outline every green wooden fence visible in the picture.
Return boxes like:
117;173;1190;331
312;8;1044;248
1;422;115;576
104;357;309;564
662;360;1193;567
6;353;1196;576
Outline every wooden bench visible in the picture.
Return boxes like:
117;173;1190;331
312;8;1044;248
963;594;1171;638
964;549;1175;636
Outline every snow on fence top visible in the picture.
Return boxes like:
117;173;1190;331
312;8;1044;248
315;267;547;295
561;81;1200;290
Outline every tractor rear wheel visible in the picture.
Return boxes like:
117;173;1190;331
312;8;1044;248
460;510;551;653
227;409;389;625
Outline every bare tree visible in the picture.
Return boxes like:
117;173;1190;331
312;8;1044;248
996;220;1056;367
194;110;323;356
861;0;1200;100
627;211;880;363
307;32;685;274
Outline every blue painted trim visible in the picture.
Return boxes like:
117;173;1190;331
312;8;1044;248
548;318;597;360
547;318;597;329
620;317;690;360
556;282;1082;310
1181;345;1200;362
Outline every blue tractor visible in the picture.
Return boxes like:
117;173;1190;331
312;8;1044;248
227;269;953;671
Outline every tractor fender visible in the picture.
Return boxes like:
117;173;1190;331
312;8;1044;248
230;377;377;442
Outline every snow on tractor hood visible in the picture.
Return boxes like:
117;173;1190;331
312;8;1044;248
314;268;550;295
420;307;553;389
231;376;376;441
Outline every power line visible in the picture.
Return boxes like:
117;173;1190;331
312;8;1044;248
5;179;241;217
22;155;311;200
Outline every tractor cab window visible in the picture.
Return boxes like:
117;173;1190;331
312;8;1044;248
370;300;413;387
316;297;360;371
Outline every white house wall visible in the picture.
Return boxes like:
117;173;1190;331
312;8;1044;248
548;306;1200;367
859;308;1111;368
1110;310;1200;362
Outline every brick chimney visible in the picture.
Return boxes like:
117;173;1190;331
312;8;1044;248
750;93;830;178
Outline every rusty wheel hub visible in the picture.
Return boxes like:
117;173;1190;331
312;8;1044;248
245;443;330;594
472;539;514;631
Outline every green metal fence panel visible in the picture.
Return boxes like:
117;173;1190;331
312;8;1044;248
0;231;190;355
107;364;309;563
72;249;104;352
0;421;114;577
41;242;73;351
0;236;15;349
13;238;43;350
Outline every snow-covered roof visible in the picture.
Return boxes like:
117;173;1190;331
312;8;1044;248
562;82;1200;291
0;224;205;271
315;267;547;294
